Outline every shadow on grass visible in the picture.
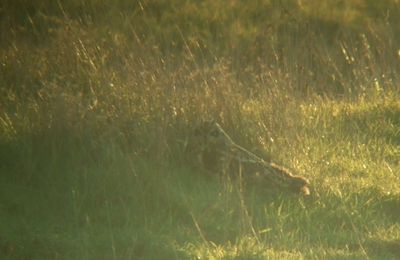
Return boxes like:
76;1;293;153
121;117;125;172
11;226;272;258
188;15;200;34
1;132;399;259
365;239;400;258
379;193;400;223
332;101;400;146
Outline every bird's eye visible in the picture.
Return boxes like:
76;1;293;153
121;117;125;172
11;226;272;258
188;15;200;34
210;129;219;137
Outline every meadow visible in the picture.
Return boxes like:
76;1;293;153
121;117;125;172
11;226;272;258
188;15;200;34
1;0;400;259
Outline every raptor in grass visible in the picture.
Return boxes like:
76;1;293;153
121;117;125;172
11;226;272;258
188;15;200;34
186;120;310;195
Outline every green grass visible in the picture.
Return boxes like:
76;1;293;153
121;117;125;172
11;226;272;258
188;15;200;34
1;0;400;259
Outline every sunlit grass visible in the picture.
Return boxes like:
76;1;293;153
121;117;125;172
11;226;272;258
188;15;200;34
1;0;400;259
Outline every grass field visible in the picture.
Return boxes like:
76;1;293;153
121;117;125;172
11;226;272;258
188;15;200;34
1;0;400;259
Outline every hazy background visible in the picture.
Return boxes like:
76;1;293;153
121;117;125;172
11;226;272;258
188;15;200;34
1;1;400;259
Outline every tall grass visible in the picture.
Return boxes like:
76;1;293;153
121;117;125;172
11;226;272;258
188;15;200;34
1;0;400;258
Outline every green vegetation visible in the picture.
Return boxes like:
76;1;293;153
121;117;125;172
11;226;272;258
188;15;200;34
1;0;400;258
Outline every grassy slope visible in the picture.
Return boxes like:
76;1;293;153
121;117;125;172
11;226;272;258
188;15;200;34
1;0;400;259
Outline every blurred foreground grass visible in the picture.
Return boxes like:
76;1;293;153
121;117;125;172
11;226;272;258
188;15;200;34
1;0;400;258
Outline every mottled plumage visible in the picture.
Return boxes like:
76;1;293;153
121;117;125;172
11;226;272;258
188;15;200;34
188;120;310;195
